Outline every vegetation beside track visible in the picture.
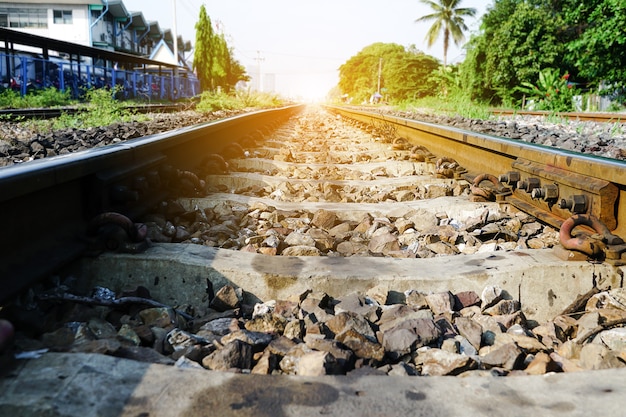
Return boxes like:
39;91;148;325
333;0;626;115
1;87;287;137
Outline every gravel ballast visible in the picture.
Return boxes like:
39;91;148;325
0;106;625;167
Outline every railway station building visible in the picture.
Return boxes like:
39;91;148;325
0;0;198;99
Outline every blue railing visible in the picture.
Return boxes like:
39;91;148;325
0;53;199;101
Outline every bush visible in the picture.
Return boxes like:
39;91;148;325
196;89;285;113
0;87;73;109
515;68;578;112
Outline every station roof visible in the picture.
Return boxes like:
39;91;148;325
0;27;180;70
129;11;148;31
147;21;162;38
106;0;130;19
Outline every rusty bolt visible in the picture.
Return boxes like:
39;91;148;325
516;177;540;192
498;171;521;186
559;194;588;213
531;184;559;201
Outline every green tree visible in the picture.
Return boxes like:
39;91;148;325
338;43;439;103
193;5;215;92
414;0;477;67
384;50;440;100
460;0;572;105
193;5;248;92
562;0;626;92
225;49;249;93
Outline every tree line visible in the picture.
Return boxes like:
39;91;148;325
337;0;626;109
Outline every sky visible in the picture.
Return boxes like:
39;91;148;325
122;0;490;100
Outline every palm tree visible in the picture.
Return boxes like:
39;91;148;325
415;0;476;67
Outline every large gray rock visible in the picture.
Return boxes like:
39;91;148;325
335;329;385;362
210;285;242;311
425;291;455;315
334;292;379;322
480;343;525;370
296;350;340;376
455;317;483;350
202;339;253;371
326;312;376;340
381;318;441;359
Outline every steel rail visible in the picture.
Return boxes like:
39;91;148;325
0;104;304;304
491;108;626;123
326;106;626;238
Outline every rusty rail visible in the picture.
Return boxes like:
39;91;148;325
325;106;626;240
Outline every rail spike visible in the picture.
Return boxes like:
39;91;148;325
559;214;624;259
470;173;510;201
435;157;458;178
88;212;149;254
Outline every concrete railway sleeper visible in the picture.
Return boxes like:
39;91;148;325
2;105;626;416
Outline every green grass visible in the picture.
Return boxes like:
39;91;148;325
395;94;493;120
22;87;145;132
10;87;287;135
0;87;75;109
196;89;285;113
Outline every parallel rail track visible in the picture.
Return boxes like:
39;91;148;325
1;104;625;302
0;102;626;301
0;106;626;301
3;104;626;415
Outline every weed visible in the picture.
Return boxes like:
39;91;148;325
196;89;285;113
0;87;74;109
545;113;568;125
397;93;493;120
610;121;624;137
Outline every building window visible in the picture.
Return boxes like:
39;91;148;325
53;10;72;25
0;7;47;28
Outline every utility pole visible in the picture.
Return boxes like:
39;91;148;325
254;50;264;92
172;0;178;78
377;57;382;94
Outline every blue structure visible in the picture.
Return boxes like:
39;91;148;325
0;28;199;101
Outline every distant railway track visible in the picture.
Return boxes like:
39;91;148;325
2;104;623;123
491;108;626;123
0;102;192;120
2;104;626;415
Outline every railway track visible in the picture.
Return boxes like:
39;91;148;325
492;108;626;123
328;106;626;241
0;102;191;120
2;104;626;416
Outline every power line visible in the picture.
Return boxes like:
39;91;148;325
179;0;197;18
239;49;345;61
